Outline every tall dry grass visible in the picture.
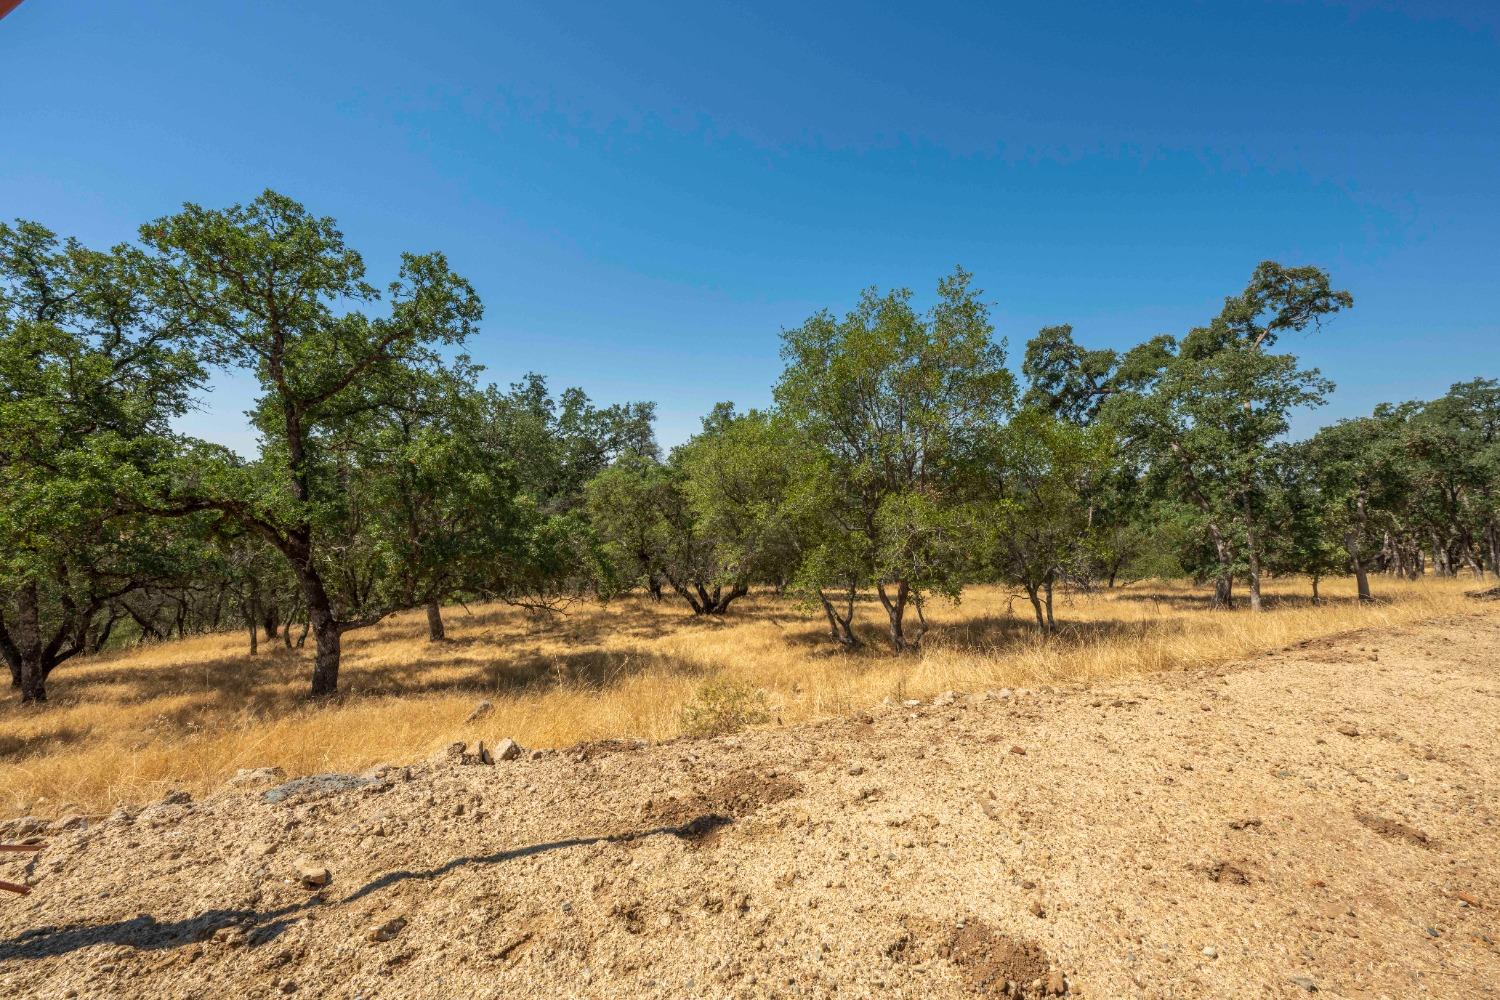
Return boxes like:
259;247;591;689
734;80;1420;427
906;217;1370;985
0;576;1483;818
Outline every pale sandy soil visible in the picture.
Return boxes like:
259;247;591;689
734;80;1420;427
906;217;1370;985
2;609;1497;999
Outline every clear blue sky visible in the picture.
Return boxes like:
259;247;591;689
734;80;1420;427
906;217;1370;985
3;1;1496;452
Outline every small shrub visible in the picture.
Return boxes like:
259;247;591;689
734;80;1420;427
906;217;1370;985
678;680;770;738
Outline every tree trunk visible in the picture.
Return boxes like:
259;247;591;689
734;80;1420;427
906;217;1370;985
1243;498;1263;612
309;616;341;698
15;581;48;704
1311;575;1320;604
18;653;47;704
247;613;258;655
646;575;664;602
1213;571;1234;608
1345;532;1372;603
818;588;859;648
1024;583;1047;632
295;560;343;698
1209;529;1235;608
1043;575;1057;631
426;599;446;642
875;581;910;651
262;605;280;641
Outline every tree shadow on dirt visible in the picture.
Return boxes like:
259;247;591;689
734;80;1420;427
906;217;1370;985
0;816;730;962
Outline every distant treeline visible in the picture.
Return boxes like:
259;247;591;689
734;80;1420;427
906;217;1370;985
2;192;1495;702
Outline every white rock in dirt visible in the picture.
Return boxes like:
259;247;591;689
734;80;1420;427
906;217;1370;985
932;691;958;707
998;688;1014;699
495;738;524;761
465;700;495;723
294;857;331;888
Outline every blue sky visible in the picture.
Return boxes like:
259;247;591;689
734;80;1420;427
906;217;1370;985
3;0;1496;452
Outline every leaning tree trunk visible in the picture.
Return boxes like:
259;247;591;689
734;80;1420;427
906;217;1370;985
1024;583;1049;632
426;599;446;642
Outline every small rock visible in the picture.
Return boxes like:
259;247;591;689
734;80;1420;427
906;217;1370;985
1046;969;1067;995
1009;746;1027;756
367;916;407;942
1028;899;1046;918
902;699;922;708
1336;724;1360;737
212;926;247;947
294;857;331;889
1201;946;1217;958
159;790;192;806
932;690;958;707
227;767;286;789
246;841;276;859
998;688;1014;699
495;738;524;761
1288;976;1318;992
47;815;88;833
262;773;373;804
3;816;45;836
465;700;495;723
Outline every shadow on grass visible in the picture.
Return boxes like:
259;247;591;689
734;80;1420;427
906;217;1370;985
32;641;713;716
0;726;90;761
0;814;730;962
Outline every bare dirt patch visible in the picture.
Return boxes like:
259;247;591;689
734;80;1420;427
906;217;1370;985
641;769;802;843
947;919;1054;996
1356;811;1435;848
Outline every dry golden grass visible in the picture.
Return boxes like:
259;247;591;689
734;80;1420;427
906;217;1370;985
0;576;1483;818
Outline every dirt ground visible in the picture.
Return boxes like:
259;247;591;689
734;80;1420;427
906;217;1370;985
2;610;1497;999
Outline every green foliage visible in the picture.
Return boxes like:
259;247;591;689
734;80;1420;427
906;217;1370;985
774;268;1014;648
972;407;1117;629
0;219;206;700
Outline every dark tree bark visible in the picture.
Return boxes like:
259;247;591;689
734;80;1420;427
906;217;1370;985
668;578;748;616
818;586;859;648
875;580;911;651
426;599;446;642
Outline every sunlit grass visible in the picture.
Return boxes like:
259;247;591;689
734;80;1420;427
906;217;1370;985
0;575;1483;818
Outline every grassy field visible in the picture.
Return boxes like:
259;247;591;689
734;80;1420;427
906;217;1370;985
0;576;1482;818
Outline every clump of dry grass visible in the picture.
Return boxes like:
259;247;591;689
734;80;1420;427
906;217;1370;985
0;576;1482;817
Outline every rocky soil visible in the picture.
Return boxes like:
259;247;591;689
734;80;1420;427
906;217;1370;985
2;611;1498;999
